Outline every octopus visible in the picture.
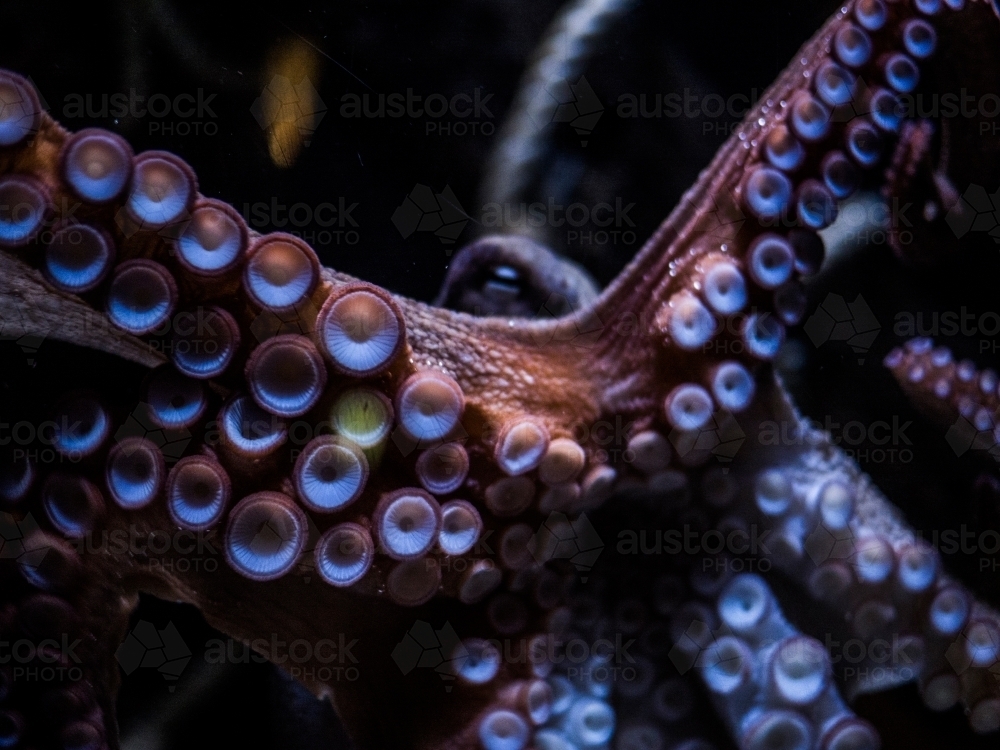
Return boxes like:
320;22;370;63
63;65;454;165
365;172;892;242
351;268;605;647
0;0;999;749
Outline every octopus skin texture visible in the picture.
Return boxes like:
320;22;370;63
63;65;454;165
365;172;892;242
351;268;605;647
1;1;1000;749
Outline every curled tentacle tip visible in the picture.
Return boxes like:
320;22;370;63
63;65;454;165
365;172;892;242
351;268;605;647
244;233;320;312
224;492;307;581
316;283;405;376
60;128;133;204
126;150;196;228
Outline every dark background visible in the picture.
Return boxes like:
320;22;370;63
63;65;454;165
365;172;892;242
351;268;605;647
4;1;1000;748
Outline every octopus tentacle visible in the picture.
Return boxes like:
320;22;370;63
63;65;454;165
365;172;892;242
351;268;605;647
0;0;997;748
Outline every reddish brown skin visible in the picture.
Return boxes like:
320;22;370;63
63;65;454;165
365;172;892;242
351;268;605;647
2;2;1000;749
